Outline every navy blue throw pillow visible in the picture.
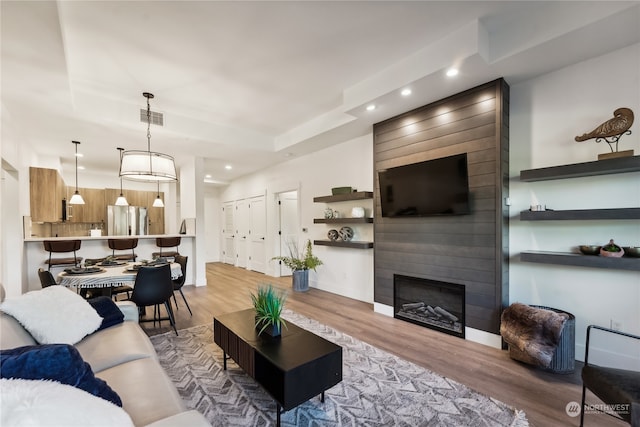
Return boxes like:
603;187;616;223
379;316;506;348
0;344;122;406
88;296;124;330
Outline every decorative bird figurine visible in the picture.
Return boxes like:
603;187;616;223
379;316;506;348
575;107;634;153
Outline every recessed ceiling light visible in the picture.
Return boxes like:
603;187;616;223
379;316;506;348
446;68;459;77
75;153;84;157
225;165;232;170
77;166;86;170
205;174;212;179
366;104;376;111
401;88;412;96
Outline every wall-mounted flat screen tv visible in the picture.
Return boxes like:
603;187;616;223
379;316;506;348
378;153;470;217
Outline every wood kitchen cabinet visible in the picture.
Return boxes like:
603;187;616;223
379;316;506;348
29;167;65;222
66;187;105;224
123;189;146;208
146;190;165;235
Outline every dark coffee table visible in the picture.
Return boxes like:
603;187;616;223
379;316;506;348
213;309;342;426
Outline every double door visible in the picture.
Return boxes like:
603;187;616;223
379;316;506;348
223;195;266;273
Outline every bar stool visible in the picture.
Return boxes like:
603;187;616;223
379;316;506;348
107;238;138;262
43;240;82;271
152;237;181;260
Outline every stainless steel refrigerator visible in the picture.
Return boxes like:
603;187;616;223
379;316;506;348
107;206;148;236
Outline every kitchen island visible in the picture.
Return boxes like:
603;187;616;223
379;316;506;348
24;235;194;292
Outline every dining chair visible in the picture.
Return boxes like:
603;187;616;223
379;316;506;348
171;255;192;316
43;240;83;271
107;238;138;262
106;238;137;300
580;325;640;426
152;236;181;260
37;268;57;288
129;264;177;335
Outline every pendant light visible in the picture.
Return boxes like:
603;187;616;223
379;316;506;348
68;141;85;205
119;92;178;182
152;181;164;207
114;147;129;206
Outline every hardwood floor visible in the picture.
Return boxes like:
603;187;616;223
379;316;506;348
141;262;624;427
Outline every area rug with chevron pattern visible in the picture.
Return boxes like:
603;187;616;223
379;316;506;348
150;310;529;426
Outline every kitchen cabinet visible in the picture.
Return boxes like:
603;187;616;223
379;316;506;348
519;156;640;271
67;187;105;224
29;167;65;222
29;174;164;233
313;191;374;249
146;191;165;235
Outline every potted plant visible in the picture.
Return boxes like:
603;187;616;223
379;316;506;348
251;284;288;337
272;239;322;292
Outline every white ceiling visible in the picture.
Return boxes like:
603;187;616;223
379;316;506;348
2;1;639;185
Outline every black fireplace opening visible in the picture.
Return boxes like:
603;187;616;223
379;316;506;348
394;274;465;338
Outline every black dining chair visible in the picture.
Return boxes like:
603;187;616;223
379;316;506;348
171;255;192;316
43;240;83;271
129;264;177;335
37;268;57;288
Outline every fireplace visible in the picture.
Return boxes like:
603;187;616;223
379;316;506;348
394;274;465;338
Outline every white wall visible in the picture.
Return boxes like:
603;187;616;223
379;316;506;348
509;42;640;363
220;134;374;303
0;108;30;297
217;42;640;359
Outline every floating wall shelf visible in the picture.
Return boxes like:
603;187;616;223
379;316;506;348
520;251;640;271
314;191;374;249
313;191;374;203
313;218;373;224
520;155;640;181
519;156;639;270
520;208;640;221
314;240;374;249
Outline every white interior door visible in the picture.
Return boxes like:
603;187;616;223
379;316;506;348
278;191;299;276
222;201;235;264
248;195;266;273
235;199;249;268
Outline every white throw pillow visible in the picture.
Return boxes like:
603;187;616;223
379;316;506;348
0;286;102;344
0;378;134;426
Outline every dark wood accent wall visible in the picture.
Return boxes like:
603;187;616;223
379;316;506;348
373;79;509;334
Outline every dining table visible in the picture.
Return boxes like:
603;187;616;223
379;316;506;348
56;261;182;290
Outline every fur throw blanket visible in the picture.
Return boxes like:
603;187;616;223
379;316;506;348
500;303;569;368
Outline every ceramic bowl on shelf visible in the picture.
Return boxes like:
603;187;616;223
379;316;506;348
579;245;601;255
600;239;624;258
623;247;640;258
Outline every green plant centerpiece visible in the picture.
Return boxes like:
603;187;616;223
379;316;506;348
272;240;322;292
251;284;288;337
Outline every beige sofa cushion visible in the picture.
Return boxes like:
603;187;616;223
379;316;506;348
96;358;186;427
75;321;157;373
0;312;37;350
